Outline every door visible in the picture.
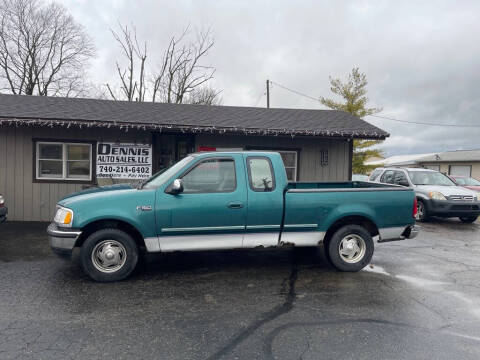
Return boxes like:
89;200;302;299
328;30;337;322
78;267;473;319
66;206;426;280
244;155;284;247
156;155;247;251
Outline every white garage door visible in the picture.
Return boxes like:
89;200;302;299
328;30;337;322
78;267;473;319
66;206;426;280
449;165;471;177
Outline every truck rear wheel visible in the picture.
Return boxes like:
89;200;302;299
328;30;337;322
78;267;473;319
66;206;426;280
327;225;374;272
80;228;138;282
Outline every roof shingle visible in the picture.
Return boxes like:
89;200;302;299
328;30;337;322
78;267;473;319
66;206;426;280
0;94;389;139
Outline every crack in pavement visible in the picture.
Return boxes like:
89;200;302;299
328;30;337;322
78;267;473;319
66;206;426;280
205;263;298;360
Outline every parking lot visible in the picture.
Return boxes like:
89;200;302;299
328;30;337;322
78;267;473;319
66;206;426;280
1;220;480;359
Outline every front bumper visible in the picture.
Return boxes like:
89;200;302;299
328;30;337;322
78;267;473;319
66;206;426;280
0;206;7;223
47;223;82;257
428;199;480;218
378;225;420;243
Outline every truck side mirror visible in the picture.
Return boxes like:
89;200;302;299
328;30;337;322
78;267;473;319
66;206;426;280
398;180;409;187
167;178;184;194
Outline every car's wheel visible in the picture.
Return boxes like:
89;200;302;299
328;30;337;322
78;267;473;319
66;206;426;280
80;228;138;282
416;199;429;222
459;216;478;223
327;225;374;272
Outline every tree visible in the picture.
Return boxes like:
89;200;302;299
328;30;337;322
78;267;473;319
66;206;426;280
0;0;95;96
320;68;383;174
184;86;222;105
106;23;146;101
151;27;216;104
106;24;220;104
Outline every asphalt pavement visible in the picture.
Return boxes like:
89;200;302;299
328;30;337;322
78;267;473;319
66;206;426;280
0;220;479;359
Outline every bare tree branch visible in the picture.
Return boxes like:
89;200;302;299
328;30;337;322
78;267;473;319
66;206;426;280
0;0;95;96
106;22;146;102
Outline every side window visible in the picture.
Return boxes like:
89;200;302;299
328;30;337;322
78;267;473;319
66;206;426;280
369;169;381;181
181;158;236;193
247;157;275;192
394;171;409;186
380;170;395;184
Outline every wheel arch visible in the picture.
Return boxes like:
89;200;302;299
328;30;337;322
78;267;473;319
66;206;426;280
75;219;146;250
323;215;379;250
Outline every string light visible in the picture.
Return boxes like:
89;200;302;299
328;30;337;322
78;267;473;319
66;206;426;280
0;118;386;139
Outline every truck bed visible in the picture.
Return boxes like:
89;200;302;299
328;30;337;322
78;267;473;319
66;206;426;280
282;180;416;245
286;181;409;192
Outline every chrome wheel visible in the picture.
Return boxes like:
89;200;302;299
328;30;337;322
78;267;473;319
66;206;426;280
91;240;127;273
338;234;366;264
416;201;425;220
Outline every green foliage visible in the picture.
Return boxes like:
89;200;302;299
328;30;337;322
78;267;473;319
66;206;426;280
320;68;383;174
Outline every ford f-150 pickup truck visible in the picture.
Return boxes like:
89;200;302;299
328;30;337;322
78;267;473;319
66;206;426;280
48;151;419;282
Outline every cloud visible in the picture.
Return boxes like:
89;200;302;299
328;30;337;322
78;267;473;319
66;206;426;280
62;0;480;156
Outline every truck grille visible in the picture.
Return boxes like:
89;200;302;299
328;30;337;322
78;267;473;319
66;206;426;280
449;195;474;201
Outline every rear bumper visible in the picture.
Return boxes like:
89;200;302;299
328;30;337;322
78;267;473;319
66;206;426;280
427;199;480;218
0;206;7;223
378;225;419;243
47;223;82;258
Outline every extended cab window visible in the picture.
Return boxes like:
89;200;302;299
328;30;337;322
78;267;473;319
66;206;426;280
247;157;275;192
181;158;236;193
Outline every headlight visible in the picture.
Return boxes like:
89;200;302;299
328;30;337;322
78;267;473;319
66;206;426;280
429;191;447;201
54;206;73;227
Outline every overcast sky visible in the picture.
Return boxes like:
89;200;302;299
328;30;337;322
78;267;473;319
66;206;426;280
62;0;480;157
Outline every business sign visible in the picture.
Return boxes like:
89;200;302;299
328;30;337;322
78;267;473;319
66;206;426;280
96;143;152;179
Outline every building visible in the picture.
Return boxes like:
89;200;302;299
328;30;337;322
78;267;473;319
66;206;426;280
0;94;388;222
366;150;480;178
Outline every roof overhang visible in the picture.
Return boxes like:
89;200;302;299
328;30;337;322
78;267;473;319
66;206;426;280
0;117;389;140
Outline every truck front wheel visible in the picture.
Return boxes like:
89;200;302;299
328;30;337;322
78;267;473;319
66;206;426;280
327;225;374;272
80;228;139;282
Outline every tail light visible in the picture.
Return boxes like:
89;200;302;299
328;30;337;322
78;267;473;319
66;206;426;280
413;197;418;218
0;195;4;207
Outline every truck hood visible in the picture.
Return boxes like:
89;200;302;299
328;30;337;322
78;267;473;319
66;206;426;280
59;183;134;201
415;185;477;197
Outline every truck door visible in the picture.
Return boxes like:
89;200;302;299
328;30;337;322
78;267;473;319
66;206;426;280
243;155;284;247
156;154;246;251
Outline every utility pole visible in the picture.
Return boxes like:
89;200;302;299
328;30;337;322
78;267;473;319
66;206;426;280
266;79;270;108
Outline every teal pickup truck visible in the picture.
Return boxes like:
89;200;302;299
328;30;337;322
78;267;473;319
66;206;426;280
48;151;419;282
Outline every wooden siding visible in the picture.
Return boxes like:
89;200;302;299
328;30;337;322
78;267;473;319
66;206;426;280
195;134;351;182
1;127;351;222
0;126;149;222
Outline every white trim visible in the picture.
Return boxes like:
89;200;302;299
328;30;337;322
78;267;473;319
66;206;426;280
246;224;281;230
159;233;243;252
378;226;406;241
243;232;279;248
161;225;245;233
284;223;318;229
144;237;161;252
280;231;325;246
36;141;92;181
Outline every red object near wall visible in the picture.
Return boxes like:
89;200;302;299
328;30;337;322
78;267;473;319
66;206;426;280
198;146;217;152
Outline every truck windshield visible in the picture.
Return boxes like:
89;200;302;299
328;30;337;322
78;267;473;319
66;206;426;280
142;156;195;189
408;171;455;186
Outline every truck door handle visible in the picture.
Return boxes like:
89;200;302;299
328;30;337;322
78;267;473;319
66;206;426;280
228;202;243;209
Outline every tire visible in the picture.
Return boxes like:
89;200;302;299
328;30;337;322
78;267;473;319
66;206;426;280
80;228;138;282
459;216;478;223
416;199;429;222
327;225;374;272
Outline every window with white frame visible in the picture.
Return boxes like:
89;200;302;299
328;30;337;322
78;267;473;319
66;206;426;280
278;151;298;181
36;142;92;181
